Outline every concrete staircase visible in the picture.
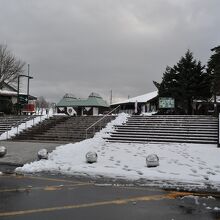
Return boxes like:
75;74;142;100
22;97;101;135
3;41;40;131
0;115;37;135
106;115;218;144
13;115;115;143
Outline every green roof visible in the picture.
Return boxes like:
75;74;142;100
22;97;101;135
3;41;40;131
57;93;109;107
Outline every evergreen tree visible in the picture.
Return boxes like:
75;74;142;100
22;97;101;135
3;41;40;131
207;46;220;95
207;45;220;115
154;50;212;114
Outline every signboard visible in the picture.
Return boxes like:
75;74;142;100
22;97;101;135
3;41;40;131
18;95;28;105
159;97;175;109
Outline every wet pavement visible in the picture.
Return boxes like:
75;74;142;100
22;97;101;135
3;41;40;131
0;141;60;166
0;174;220;219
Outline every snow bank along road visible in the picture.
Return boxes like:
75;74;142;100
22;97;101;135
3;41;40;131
16;113;220;191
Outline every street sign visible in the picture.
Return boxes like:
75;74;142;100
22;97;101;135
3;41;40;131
159;97;175;109
18;95;28;105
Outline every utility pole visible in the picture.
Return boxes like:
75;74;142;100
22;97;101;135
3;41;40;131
17;76;20;115
110;90;112;105
27;64;30;103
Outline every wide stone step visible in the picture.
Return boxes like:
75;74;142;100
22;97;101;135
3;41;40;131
115;125;217;130
106;136;217;144
12;115;115;143
125;123;218;127
132;115;216;118
128;117;217;120
111;131;218;137
105;115;219;144
111;135;218;143
128;119;217;123
14;137;84;143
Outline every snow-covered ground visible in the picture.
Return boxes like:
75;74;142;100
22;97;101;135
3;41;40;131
16;113;220;190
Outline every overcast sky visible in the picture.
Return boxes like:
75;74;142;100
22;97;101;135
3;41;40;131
0;0;219;103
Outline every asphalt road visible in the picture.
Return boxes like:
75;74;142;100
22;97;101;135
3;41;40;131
0;174;220;220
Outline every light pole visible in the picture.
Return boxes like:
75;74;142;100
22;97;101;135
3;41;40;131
17;70;33;115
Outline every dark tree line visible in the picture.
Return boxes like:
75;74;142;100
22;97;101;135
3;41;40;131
154;46;220;115
207;46;220;114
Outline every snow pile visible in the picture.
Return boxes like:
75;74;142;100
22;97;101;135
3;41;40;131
140;111;157;116
16;113;220;190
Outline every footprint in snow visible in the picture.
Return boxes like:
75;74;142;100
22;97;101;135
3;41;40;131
136;171;143;175
123;168;131;171
191;169;197;173
109;157;114;161
157;170;166;174
214;165;220;169
189;174;200;177
104;165;116;168
199;161;207;165
206;171;216;175
169;172;180;176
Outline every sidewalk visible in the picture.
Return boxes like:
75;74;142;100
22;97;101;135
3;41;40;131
0;141;60;166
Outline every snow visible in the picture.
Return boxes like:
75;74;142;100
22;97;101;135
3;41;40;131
140;111;157;116
0;89;27;96
112;91;158;105
0;111;53;140
16;113;220;190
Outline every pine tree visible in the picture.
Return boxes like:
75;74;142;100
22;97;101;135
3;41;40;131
207;46;220;94
154;50;212;114
207;45;220;115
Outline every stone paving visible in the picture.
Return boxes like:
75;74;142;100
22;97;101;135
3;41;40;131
0;141;60;166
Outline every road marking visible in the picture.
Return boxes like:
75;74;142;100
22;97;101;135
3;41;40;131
0;182;91;193
0;191;197;217
0;174;88;184
15;175;85;184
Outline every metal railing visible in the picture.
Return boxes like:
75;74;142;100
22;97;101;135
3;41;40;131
218;113;220;148
3;115;39;139
85;105;120;139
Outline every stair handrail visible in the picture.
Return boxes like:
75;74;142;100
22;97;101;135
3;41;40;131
13;115;36;135
218;113;220;148
85;105;120;139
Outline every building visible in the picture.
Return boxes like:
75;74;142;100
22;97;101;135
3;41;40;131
0;82;36;114
110;88;220;115
56;92;109;116
111;91;158;114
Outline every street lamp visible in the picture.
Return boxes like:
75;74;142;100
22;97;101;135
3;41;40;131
17;68;33;114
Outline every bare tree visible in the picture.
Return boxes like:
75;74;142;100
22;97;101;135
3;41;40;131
36;96;49;108
0;44;25;89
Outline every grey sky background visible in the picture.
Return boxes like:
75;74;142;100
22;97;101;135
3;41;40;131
0;0;219;103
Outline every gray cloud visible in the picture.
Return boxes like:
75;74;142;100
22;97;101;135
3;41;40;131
0;0;219;103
